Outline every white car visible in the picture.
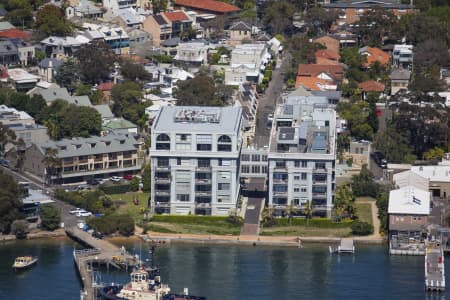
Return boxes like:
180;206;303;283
70;208;83;215
110;176;121;182
76;210;92;217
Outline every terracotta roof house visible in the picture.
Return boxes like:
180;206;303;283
313;36;340;54
295;76;337;91
163;11;190;22
315;49;340;65
359;46;390;68
297;64;344;82
358;80;385;100
97;82;115;91
174;0;240;14
0;29;31;40
358;80;385;92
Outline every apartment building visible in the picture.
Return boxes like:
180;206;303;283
174;42;208;69
392;44;413;70
268;96;336;217
150;106;243;216
23;133;142;184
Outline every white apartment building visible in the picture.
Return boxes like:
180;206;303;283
150;106;243;216
268;96;336;217
393;44;413;70
174;42;209;69
225;43;271;86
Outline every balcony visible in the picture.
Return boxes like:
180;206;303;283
313;168;327;173
155;177;171;184
155;202;170;208
195;191;211;196
78;159;88;164
312;205;328;211
156;165;170;170
195;202;211;208
195;178;211;184
196;166;211;171
272;178;288;184
155;190;170;196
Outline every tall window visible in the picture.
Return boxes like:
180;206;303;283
197;134;212;151
156;134;170;150
218;135;232;152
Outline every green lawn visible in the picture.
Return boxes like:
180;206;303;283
260;226;352;237
355;202;372;224
145;221;241;235
110;193;149;221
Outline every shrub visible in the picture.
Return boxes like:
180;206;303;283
271;218;353;228
87;214;135;236
40;205;61;231
150;215;240;227
99;183;137;194
11;220;28;239
351;221;374;236
54;189;114;214
226;215;244;226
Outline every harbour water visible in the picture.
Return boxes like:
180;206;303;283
0;238;448;300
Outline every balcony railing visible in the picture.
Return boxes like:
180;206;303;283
195;202;211;208
313;168;327;173
273;178;288;183
155;202;170;208
195;178;211;184
196;166;211;171
155;177;171;184
312;205;328;210
156;165;170;170
155;191;170;196
78;159;88;164
195;191;211;196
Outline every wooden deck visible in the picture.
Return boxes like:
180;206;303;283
66;227;140;300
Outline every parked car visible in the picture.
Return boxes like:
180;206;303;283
92;231;104;239
110;176;121;182
123;174;133;181
70;208;84;215
87;178;104;185
76;210;92;217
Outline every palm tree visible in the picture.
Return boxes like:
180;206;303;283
303;201;312;226
42;148;61;185
284;201;297;226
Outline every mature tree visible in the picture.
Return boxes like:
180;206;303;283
423;147;446;161
373;124;414;163
120;59;152;81
5;0;33;27
55;58;81;92
394;13;448;46
75;83;93;96
263;1;295;35
40;204;61;231
351;165;380;198
42;147;61;184
0;123;17;155
35;4;73;36
39;100;102;139
355;8;398;47
111;82;146;126
0;171;23;233
333;184;356;220
11;219;28;238
75;41;117;84
142;163;151;193
337;101;374;141
304;7;338;36
151;0;168;13
174;75;229;106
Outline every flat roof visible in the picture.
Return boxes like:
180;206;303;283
153;106;242;134
388;186;430;215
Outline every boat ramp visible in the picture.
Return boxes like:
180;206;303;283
66;227;141;300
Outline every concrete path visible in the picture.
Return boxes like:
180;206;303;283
241;198;264;236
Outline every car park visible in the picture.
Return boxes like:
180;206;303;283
110;176;121;182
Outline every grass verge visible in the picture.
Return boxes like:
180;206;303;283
109;193;149;221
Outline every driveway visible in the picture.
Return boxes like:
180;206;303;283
254;53;292;148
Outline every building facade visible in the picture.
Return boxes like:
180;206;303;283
23;133;143;184
149;106;243;216
267;96;336;217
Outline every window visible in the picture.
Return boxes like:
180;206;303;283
275;160;286;168
217;195;230;203
218;135;231;143
241;154;250;161
301;187;307;193
273;172;288;180
176;143;191;151
262;155;268;161
198;158;210;168
294;187;300;193
196;134;212;143
315;162;326;169
295;161;300;167
218;144;232;151
241;165;250;173
218;183;230;190
220;159;231;166
197;144;212;151
294;175;300;180
176;134;191;142
273;185;287;192
301;173;307;180
252;154;260;161
157;158;169;167
262;166;268;174
251;165;260;173
176;194;190;201
301;160;307;168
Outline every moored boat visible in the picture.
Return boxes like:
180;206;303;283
12;256;38;270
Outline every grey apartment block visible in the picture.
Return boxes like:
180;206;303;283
150;106;243;216
267;96;336;217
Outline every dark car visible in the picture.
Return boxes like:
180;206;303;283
92;231;104;239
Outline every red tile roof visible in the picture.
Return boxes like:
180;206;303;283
297;64;344;81
316;57;341;65
358;80;385;92
295;76;335;91
97;82;115;91
175;0;240;13
360;47;390;68
315;49;340;61
163;10;190;22
0;29;31;40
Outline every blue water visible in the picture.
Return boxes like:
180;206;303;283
0;239;449;299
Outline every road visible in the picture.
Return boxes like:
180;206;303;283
254;53;292;148
1;166;80;227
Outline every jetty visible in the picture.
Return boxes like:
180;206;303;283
329;239;355;254
66;227;141;300
425;245;446;292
